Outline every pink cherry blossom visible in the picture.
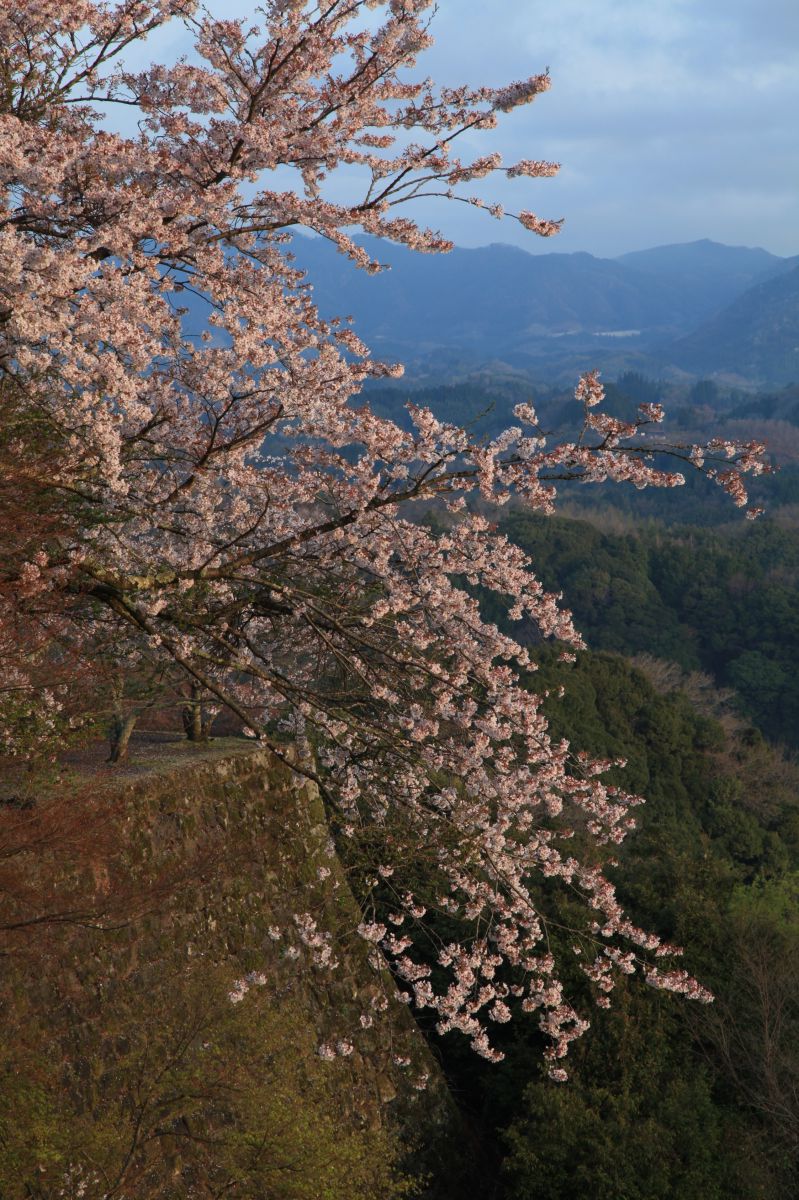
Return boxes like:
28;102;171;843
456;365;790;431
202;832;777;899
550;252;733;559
0;0;769;1069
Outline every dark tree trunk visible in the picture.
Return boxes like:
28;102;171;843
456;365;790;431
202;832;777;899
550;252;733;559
182;684;213;742
108;713;137;763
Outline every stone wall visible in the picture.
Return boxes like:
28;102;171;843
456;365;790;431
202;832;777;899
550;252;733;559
0;738;465;1197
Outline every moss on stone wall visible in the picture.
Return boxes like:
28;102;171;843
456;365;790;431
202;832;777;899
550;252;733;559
0;738;460;1198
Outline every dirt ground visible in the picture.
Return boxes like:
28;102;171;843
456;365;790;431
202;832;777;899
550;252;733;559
1;730;259;803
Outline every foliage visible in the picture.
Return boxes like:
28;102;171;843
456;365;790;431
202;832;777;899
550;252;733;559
503;990;732;1200
493;511;799;745
0;971;408;1200
409;650;799;1197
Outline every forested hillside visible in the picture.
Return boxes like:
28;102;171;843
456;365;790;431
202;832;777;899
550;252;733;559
492;512;799;747
490;651;799;1199
420;649;799;1199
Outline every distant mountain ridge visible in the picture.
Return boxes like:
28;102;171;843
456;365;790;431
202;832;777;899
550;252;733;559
288;235;797;385
665;262;799;386
617;239;790;320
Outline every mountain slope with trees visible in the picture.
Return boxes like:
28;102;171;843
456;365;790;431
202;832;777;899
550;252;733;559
667;263;799;386
489;511;799;747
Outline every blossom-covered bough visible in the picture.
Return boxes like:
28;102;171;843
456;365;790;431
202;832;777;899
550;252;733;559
0;0;769;1072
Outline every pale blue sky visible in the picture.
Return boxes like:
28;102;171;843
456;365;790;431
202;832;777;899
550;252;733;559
126;1;799;258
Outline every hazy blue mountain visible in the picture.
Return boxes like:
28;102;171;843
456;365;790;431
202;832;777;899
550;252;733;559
666;263;799;386
617;239;789;323
293;236;688;346
288;235;795;380
175;234;798;385
728;382;799;425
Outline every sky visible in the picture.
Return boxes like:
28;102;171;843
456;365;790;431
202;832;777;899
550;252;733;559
127;0;799;259
420;0;799;257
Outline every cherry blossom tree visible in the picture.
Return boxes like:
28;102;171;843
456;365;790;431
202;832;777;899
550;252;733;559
0;0;770;1070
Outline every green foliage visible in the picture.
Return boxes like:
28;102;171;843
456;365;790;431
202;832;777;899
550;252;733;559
0;967;406;1200
416;649;799;1198
496;511;799;746
502;991;733;1200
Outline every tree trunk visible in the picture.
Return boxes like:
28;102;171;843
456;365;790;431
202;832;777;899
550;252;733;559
182;684;211;742
108;713;137;763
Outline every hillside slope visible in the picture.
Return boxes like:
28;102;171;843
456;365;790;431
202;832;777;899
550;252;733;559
667;263;799;385
617;239;789;318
